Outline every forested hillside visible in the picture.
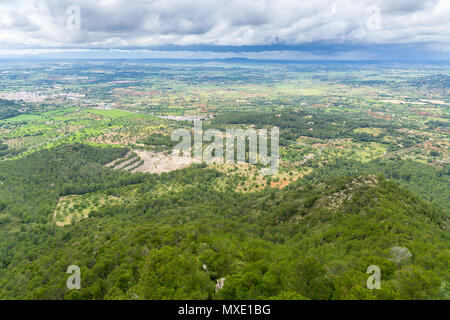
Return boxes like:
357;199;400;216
0;99;21;120
0;144;143;224
302;158;450;215
0;145;448;300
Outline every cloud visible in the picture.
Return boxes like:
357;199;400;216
0;0;448;59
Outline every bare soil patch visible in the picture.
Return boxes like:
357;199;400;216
131;150;192;174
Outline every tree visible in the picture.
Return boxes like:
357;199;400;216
284;256;332;299
390;247;412;269
394;266;440;299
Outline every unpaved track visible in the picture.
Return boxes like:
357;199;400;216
113;156;139;170
105;151;132;167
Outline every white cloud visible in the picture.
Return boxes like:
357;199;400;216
0;0;448;57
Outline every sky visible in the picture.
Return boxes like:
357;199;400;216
0;0;449;61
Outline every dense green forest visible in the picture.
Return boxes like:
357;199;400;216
0;144;144;224
210;110;400;141
0;99;21;120
0;144;448;300
139;133;177;151
302;158;450;216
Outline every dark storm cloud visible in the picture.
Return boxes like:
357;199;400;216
381;0;437;14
